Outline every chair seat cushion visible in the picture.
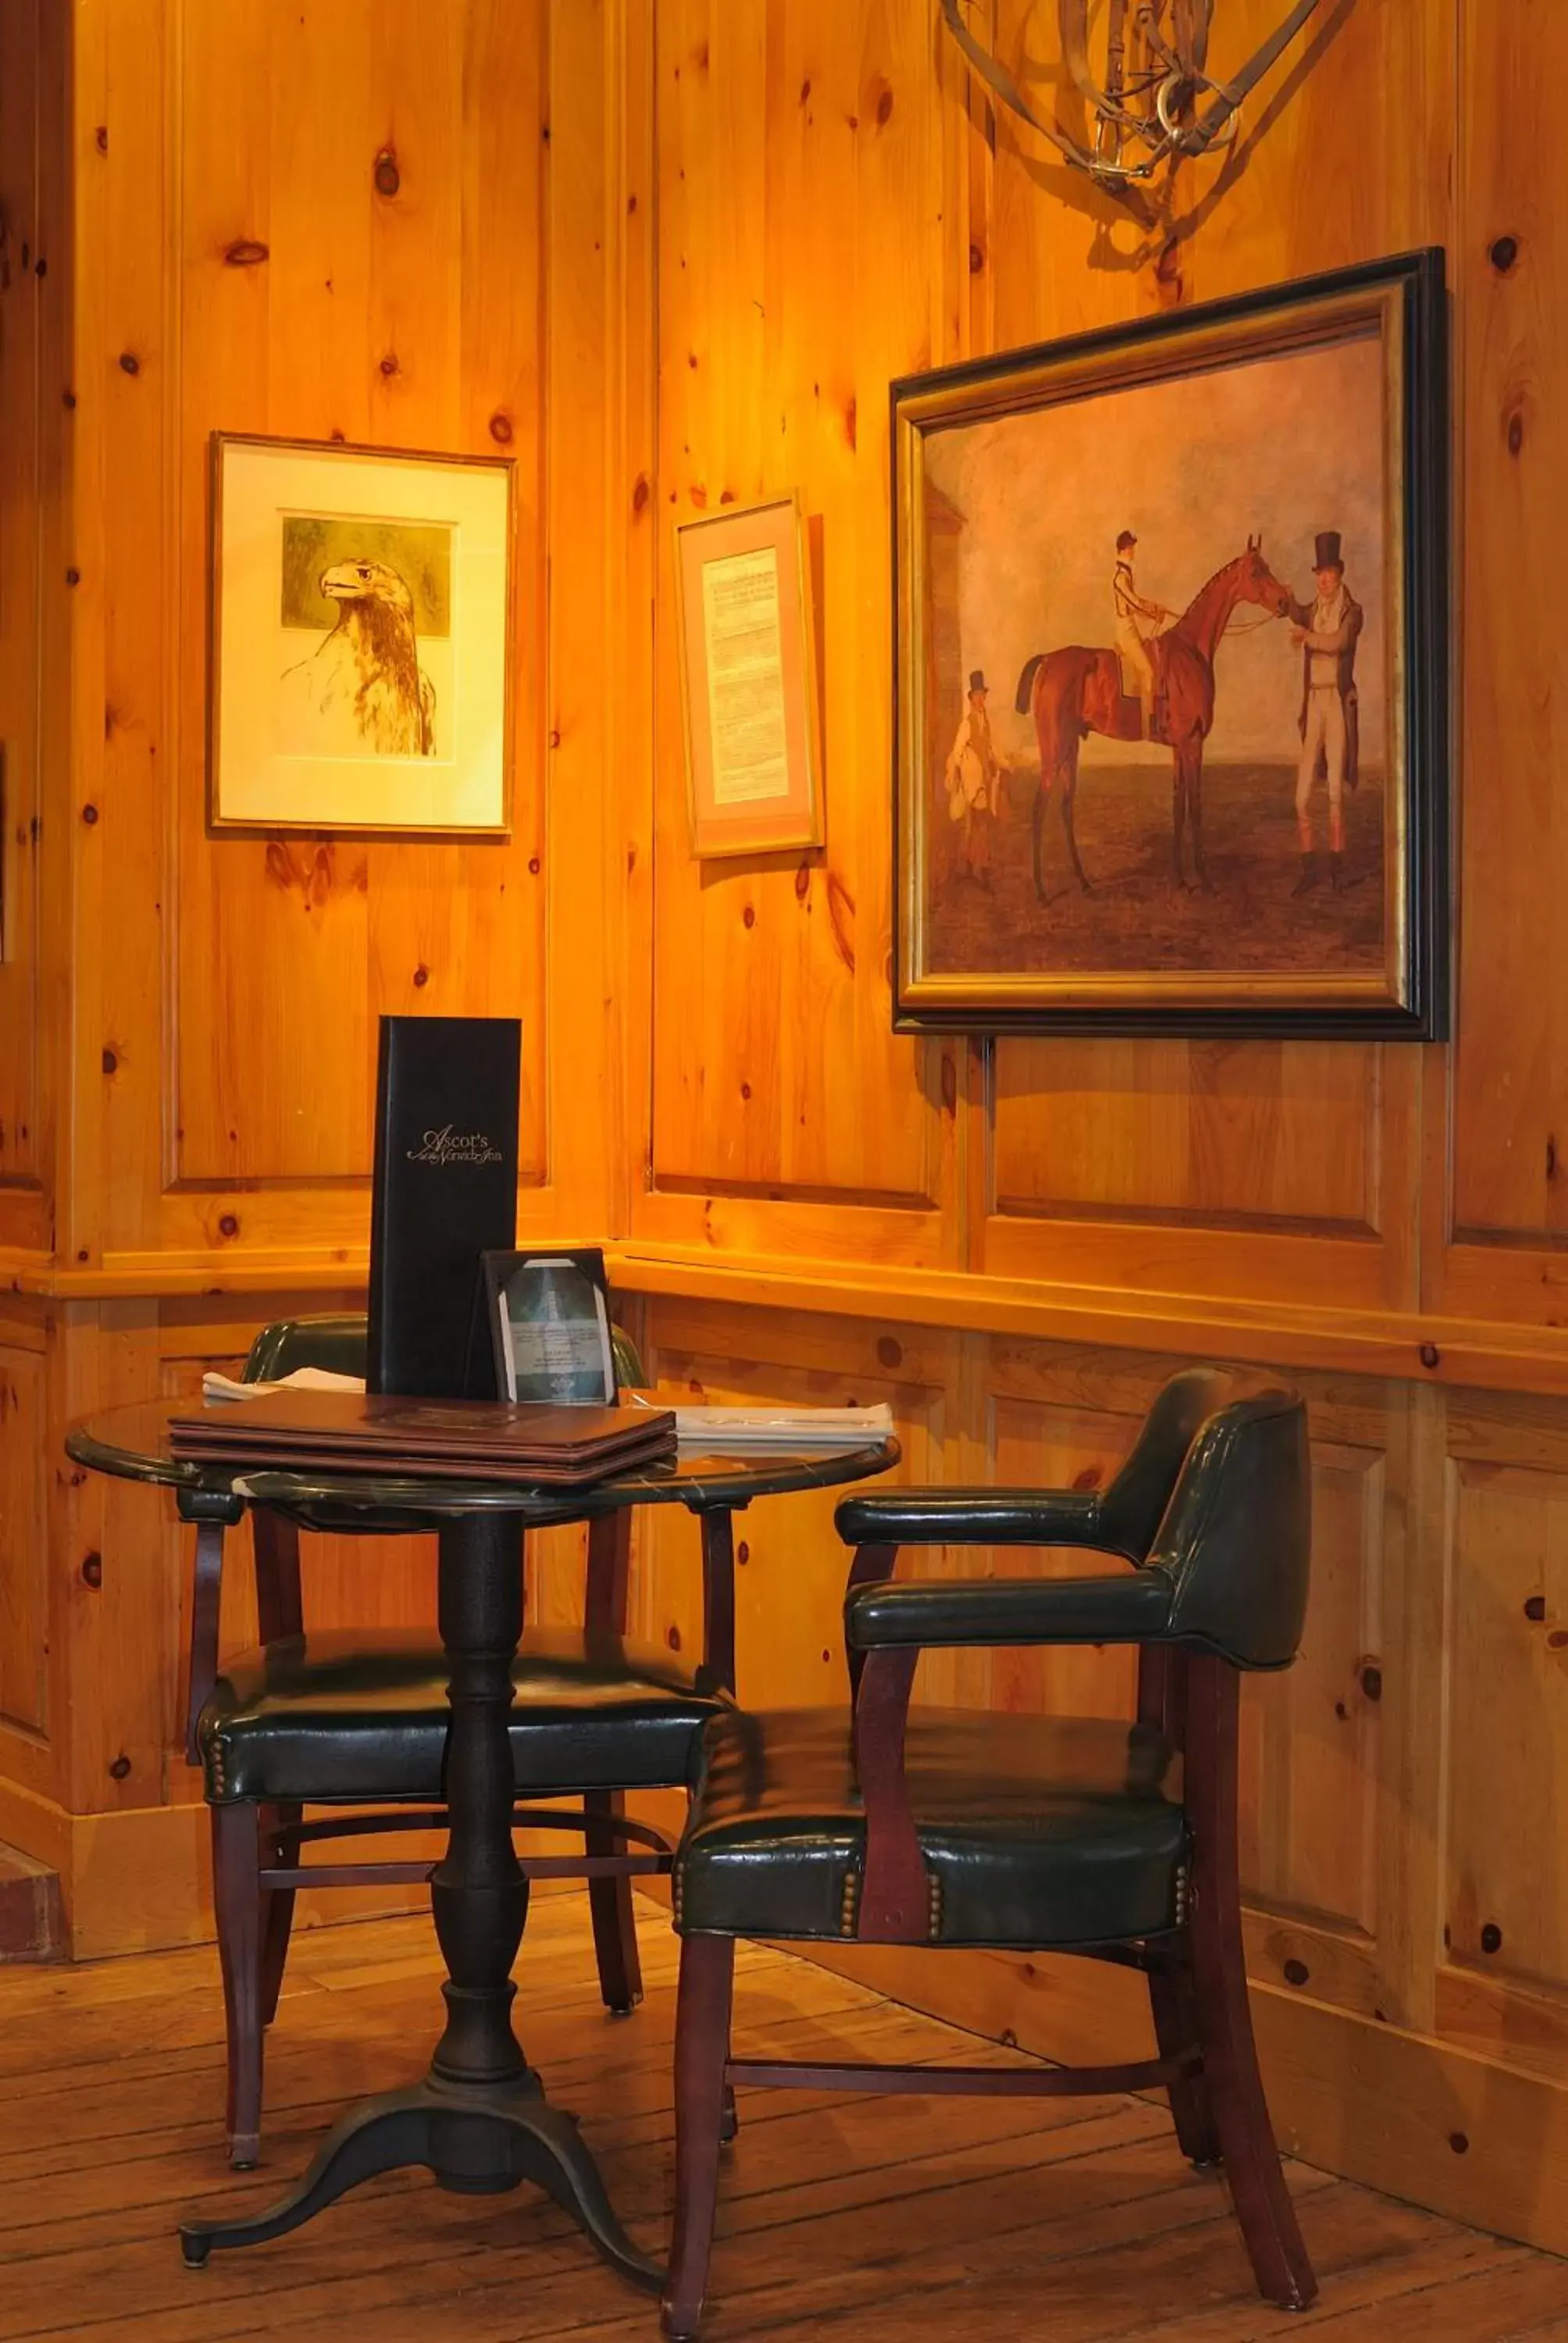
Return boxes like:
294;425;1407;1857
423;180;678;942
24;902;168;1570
199;1625;728;1806
674;1706;1187;1950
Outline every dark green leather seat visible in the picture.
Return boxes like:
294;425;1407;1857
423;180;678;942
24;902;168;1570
675;1704;1185;1948
661;1371;1318;2341
204;1624;722;1806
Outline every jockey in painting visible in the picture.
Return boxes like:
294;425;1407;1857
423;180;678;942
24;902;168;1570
1112;530;1174;739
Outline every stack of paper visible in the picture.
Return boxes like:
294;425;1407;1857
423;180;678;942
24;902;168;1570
628;1396;895;1450
201;1368;367;1403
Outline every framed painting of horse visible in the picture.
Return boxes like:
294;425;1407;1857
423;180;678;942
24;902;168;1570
892;249;1447;1037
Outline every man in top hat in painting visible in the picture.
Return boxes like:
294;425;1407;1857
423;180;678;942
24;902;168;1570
1288;529;1363;894
1113;529;1174;738
944;669;1000;887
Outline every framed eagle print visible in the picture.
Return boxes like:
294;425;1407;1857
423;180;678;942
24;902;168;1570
892;249;1449;1038
208;434;514;835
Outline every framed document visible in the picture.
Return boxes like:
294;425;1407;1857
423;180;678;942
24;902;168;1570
209;433;514;835
675;493;822;858
481;1248;618;1406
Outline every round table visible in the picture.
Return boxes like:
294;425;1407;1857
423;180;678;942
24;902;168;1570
66;1402;899;2284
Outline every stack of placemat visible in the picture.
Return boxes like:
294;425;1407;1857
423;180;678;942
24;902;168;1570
167;1392;677;1487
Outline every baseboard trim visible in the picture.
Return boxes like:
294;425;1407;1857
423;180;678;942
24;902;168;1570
0;1785;584;1962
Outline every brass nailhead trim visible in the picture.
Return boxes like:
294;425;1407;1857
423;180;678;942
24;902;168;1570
1174;1862;1190;1928
926;1870;943;1943
839;1867;861;1937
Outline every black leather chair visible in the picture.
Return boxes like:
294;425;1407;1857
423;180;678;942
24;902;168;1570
189;1316;729;2169
661;1371;1316;2338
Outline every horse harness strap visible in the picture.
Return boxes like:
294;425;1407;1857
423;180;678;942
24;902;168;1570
938;0;1328;194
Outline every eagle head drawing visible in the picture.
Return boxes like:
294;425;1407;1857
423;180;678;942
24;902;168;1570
277;555;438;758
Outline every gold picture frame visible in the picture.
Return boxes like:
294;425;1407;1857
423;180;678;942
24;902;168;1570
208;433;515;836
893;251;1448;1039
674;492;823;858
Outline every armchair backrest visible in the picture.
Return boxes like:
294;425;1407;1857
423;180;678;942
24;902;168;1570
244;1313;647;1391
1098;1365;1291;1561
1150;1387;1310;1670
246;1317;369;1382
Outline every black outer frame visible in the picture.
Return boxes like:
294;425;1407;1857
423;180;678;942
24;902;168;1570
889;248;1450;1042
479;1246;618;1407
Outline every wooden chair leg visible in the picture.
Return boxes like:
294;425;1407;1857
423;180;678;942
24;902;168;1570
663;1931;735;2343
258;1801;301;2028
1185;1659;1317;2309
1147;1953;1221;2166
584;1788;643;2015
212;1801;265;2170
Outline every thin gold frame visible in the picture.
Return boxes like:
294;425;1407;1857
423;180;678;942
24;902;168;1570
674;491;823;860
892;251;1448;1040
208;432;518;840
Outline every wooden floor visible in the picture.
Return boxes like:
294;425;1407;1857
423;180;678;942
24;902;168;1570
1;1897;1564;2342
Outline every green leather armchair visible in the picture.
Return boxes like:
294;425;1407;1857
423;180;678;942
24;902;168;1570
661;1370;1315;2339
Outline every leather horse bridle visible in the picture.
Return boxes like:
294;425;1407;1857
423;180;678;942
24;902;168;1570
939;0;1327;201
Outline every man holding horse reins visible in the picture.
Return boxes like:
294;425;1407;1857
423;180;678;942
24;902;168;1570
1113;529;1175;738
1288;530;1363;895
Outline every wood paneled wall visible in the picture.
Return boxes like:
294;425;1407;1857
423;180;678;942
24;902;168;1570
5;0;1568;2259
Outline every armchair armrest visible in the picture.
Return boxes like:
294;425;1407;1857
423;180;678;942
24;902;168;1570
844;1567;1174;1652
835;1485;1112;1551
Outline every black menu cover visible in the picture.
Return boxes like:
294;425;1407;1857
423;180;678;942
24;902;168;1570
366;1015;522;1398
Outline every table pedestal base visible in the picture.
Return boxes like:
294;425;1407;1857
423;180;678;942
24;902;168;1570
179;2068;661;2287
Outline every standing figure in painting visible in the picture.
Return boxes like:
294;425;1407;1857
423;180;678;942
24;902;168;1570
277;558;437;758
944;669;1000;888
1112;530;1174;739
1288;530;1363;895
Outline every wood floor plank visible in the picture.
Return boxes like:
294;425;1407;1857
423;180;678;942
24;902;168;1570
0;1900;1558;2343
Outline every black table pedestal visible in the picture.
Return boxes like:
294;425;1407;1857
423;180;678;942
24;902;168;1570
179;1511;659;2290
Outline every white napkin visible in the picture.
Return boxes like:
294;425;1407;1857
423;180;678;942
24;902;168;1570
626;1394;893;1449
201;1367;368;1403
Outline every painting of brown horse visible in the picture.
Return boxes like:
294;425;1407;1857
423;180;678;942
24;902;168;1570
1014;540;1292;901
891;253;1447;1036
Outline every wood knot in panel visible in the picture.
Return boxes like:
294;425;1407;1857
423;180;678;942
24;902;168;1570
826;873;856;975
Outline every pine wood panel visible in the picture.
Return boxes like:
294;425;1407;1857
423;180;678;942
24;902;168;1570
1240;1439;1383;1940
984;1394;1140;1724
1445;1457;1568;1996
640;0;957;1265
168;0;547;1196
1447;1;1566;1261
0;0;53;1250
0;1339;48;1743
55;0;586;1277
636;1300;953;1708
